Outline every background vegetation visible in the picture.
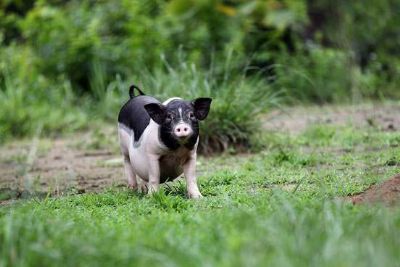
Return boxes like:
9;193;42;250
1;2;400;266
1;0;399;149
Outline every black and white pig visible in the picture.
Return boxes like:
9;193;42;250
117;85;212;198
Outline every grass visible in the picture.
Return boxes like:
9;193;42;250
99;55;281;153
0;120;399;267
1;52;279;153
1;192;399;267
0;46;89;143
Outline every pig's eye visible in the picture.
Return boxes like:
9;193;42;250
167;114;174;120
188;112;195;119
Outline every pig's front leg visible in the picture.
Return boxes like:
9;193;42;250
147;153;161;194
183;152;203;199
137;177;148;193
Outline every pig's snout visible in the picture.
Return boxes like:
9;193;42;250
173;123;193;139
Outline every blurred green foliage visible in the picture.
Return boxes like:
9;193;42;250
0;0;399;146
2;0;399;95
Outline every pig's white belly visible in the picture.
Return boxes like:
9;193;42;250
119;122;190;183
130;147;188;183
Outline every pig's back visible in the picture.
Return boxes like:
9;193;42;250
118;95;160;142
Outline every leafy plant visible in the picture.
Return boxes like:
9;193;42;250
0;45;87;143
133;55;281;153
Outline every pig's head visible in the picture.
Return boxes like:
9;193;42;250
144;98;212;149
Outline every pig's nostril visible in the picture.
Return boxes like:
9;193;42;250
184;127;188;132
177;128;181;132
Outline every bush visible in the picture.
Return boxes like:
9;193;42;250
273;47;352;104
273;45;400;103
130;56;280;153
19;1;134;92
10;0;311;95
0;45;87;143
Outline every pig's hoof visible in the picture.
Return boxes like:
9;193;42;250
127;184;138;191
188;192;203;199
138;183;148;194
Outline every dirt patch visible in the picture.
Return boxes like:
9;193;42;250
263;103;400;134
0;135;126;200
347;174;400;206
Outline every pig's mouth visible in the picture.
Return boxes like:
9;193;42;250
175;135;191;144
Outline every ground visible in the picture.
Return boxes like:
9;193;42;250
1;103;399;202
263;103;400;134
0;103;399;266
347;174;400;205
262;103;400;205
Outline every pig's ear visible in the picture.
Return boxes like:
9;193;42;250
144;103;166;124
192;98;212;120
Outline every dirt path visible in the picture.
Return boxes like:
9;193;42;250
263;103;399;134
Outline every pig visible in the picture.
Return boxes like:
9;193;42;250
117;85;212;198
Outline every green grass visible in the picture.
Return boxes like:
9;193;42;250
94;55;281;153
1;123;400;267
0;45;89;143
0;52;279;153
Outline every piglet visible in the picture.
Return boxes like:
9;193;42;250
118;85;212;198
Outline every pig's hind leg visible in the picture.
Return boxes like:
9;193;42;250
124;155;137;189
118;126;138;190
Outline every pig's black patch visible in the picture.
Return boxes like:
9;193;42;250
118;95;159;142
159;99;200;150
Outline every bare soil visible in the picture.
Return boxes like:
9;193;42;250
0;137;125;201
347;174;400;206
